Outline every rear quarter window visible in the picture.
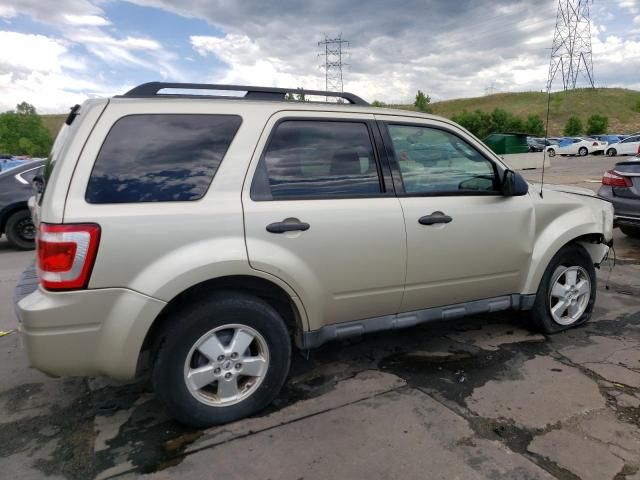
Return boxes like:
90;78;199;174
86;114;241;203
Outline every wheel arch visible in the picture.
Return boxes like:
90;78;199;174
523;229;606;295
138;274;308;375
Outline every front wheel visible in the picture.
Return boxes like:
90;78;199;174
547;149;556;157
530;244;596;334
606;148;617;157
152;291;291;427
578;147;588;156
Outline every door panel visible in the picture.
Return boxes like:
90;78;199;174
376;117;535;312
618;137;639;155
399;195;534;311
242;114;406;331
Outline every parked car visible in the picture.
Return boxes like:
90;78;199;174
598;158;640;238
605;134;640;157
593;135;623;145
0;158;31;172
15;82;613;427
0;159;44;249
527;137;560;152
545;137;608;157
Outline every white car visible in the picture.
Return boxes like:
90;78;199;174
606;134;640;156
546;137;608;157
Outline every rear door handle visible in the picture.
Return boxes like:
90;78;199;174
266;220;310;234
418;212;452;226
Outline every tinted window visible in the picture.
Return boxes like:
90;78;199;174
253;120;381;200
387;124;497;194
86;114;241;203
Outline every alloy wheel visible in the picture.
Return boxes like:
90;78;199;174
183;324;270;407
548;265;591;325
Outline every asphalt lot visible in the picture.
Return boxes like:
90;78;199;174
1;154;639;480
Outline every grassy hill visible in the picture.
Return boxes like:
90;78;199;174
40;88;640;138
393;88;640;136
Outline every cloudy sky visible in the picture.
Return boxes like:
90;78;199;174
1;0;639;113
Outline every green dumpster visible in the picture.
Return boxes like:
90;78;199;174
483;133;529;155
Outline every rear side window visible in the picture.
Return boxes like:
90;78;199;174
86;114;241;203
251;120;382;200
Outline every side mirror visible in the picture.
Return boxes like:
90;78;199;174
501;169;529;197
32;174;45;195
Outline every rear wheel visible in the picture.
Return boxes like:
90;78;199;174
530;244;596;334
606;148;617;157
5;210;36;250
578;147;588;156
620;225;640;239
547;148;556;157
152;291;291;427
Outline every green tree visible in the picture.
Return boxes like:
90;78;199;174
371;100;386;107
563;115;583;136
414;90;432;113
451;109;492;138
586;114;608;135
285;92;296;101
0;103;53;157
525;114;545;137
16;101;37;115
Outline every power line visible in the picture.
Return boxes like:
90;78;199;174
547;0;596;90
318;34;348;96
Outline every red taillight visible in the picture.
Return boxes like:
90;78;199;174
37;223;101;290
602;170;632;188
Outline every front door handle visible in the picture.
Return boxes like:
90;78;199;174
418;212;452;226
266;220;310;234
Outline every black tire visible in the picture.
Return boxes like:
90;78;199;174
620;225;640;239
547;148;556;157
529;244;596;334
578;147;588;156
606;148;617;157
5;209;36;250
152;291;291;428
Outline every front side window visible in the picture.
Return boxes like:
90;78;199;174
387;124;497;194
86;114;241;203
253;120;382;200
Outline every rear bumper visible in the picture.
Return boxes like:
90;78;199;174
15;282;166;380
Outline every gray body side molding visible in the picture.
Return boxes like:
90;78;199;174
302;294;537;349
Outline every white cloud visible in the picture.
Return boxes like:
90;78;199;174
0;31;67;73
0;5;17;18
63;14;110;26
0;31;123;112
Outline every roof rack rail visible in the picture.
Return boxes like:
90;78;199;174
119;82;369;106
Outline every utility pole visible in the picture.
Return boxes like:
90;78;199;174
318;34;349;97
547;0;595;90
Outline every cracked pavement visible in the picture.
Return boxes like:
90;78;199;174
1;155;639;479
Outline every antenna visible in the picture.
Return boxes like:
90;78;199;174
547;0;595;90
318;34;349;100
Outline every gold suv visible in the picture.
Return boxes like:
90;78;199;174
15;83;613;427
